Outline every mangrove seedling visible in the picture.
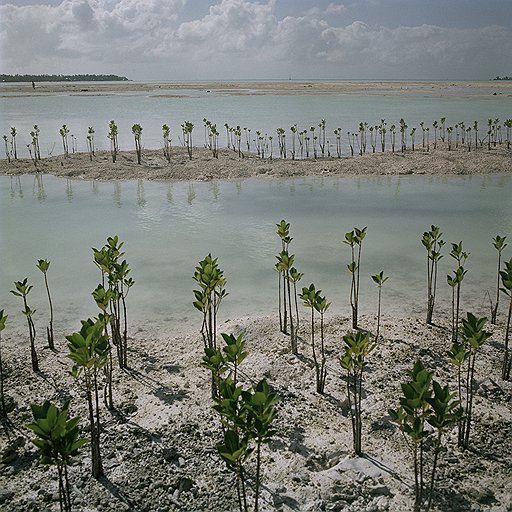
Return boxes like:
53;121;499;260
27;400;88;512
422;225;445;325
371;270;388;342
132;123;143;164
491;235;507;324
499;257;512;380
340;331;375;454
288;267;304;338
181;121;194;159
276;250;297;354
448;313;491;448
86;127;95;160
66;317;109;478
107;120;119;163
11;278;38;372
389;360;462;512
59;124;70;156
37;259;55;350
162;124;171;163
344;226;367;329
275;220;292;334
31;124;41;160
447;241;469;342
3;135;10;163
0;310;7;417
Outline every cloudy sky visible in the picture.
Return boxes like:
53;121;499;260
0;0;511;81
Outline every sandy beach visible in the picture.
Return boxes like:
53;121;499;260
1;80;512;98
0;143;511;182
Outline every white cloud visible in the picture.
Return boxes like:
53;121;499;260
0;0;510;79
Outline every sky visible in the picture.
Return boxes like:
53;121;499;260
0;0;511;81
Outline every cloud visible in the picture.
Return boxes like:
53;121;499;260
0;0;510;79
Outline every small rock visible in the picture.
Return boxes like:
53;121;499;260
0;489;14;505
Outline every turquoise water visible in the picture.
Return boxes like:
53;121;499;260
1;174;511;332
1;85;510;157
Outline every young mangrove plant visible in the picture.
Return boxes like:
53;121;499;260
288;267;303;339
193;254;227;352
59;124;70;156
162;124;171;163
491;235;507;324
500;257;512;380
107;120;119;163
344;226;367;329
371;271;388;342
447;242;469;342
132;123;143;164
31;124;41;160
275;219;291;334
422;226;445;325
3;135;10;162
27;400;88;512
389;360;462;512
11;278;39;372
86;127;95;161
66;317;109;478
276;250;297;354
448;313;491;449
340;331;375;455
299;284;330;393
10;126;17;159
0;310;7;417
37;259;55;350
181;121;194;160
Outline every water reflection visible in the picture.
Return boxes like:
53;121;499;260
91;180;99;194
113;181;121;208
66;179;73;202
137;179;146;208
209;181;220;201
166;183;173;204
33;174;46;202
187;183;196;205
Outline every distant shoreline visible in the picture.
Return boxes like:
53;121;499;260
0;73;129;83
1;79;511;97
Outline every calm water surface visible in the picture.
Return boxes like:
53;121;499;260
1;174;511;332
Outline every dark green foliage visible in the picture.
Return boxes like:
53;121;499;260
422;226;445;325
344;226;367;329
27;400;87;511
132;123;143;164
10;277;38;372
491;235;507;324
389;361;462;512
499;257;512;380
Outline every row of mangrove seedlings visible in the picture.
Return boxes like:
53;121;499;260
1;223;511;512
3;116;511;166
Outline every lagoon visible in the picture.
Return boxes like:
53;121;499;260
1;173;511;333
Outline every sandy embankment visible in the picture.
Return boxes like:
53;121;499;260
0;143;510;182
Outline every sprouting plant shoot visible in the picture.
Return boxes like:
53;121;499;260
448;313;491;449
107;120;119;163
132;123;143;164
371;271;388;342
447;241;469;342
0;310;8;417
344;226;367;329
422;225;445;325
389;360;462;512
27;400;88;512
275;220;292;334
491;235;507;324
499;257;512;380
181;121;194;160
59;124;70;156
341;331;375;455
37;258;55;350
162;123;171;163
66;317;109;478
10;278;39;372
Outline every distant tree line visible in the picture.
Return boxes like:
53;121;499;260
0;74;129;82
493;76;511;81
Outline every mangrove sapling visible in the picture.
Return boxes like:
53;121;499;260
448;313;491;449
390;124;396;153
59;124;70;156
432;121;438;149
422;225;445;325
3;135;10;162
447;241;469;342
10;278;39;372
290;125;297;159
399;118;408;152
334;127;342;157
0;310;7;417
31;124;41;160
288;267;303;339
66;317;109;478
300;284;330;393
276;220;292;334
410;127;416;151
344;226;367;329
318;119;326;157
491;235;507;324
37;259;55;350
371;271;388;342
162;124;171;163
27;400;88;512
426;127;430;151
86;127;95;160
340;331;375;455
500;257;512;380
440;117;446;142
182;121;194;159
466;127;472;151
193;255;228;394
107;120;119;163
379;120;387;152
446;126;453;151
10;127;17;159
276;250;297;354
132;123;143;164
505;119;512;150
389;361;462;512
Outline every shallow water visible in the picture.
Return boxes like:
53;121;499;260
1;174;511;333
1;85;510;157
